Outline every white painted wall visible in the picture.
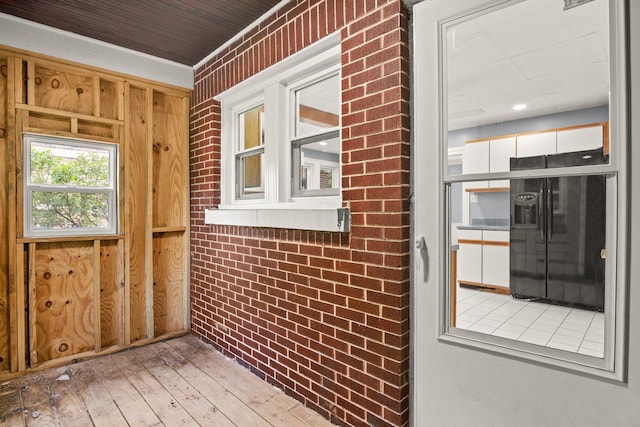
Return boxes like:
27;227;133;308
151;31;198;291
411;1;640;426
0;12;193;89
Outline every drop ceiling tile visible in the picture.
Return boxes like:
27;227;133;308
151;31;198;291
509;33;607;80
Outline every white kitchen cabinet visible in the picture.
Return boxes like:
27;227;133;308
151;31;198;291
457;229;510;291
463;141;489;174
489;136;516;188
516;131;556;157
556;125;603;153
463;140;489;190
481;230;510;288
457;229;483;284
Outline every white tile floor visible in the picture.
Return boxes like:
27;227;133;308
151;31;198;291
456;286;604;358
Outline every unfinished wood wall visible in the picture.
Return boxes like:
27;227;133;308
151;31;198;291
0;45;191;377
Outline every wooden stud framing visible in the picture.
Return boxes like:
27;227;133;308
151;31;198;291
1;47;190;378
8;58;19;373
181;96;190;331
70;117;78;133
92;74;100;117
27;243;36;367
145;87;154;340
14;245;25;372
117;239;125;346
94;240;101;353
122;82;131;346
26;61;34;106
0;56;8;372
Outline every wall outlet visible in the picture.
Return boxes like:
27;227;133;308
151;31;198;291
470;193;478;203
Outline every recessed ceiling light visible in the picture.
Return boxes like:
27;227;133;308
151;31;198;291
513;104;527;111
318;141;328;146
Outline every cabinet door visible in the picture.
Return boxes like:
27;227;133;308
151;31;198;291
482;231;510;289
457;229;483;284
482;244;510;288
516;132;556;157
556;125;603;153
489;137;516;188
463;141;489;189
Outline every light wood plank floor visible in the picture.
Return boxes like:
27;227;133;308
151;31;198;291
0;335;334;426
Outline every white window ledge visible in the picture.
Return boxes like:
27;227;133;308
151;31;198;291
204;207;350;233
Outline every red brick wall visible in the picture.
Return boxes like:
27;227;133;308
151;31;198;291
190;1;410;425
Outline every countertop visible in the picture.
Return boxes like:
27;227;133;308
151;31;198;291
457;225;510;231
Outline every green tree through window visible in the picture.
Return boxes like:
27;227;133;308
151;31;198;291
24;135;117;236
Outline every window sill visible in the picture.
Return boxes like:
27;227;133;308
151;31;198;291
204;206;350;232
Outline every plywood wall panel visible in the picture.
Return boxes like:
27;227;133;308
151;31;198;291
34;242;95;363
152;233;184;336
33;65;93;115
99;241;119;348
152;92;185;228
126;86;149;342
27;112;70;133
77;120;114;139
100;79;118;120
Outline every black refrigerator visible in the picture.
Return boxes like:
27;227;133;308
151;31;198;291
509;148;607;311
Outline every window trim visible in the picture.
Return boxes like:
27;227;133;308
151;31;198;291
208;33;346;231
23;133;119;238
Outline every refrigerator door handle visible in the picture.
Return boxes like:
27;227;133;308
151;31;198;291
547;180;553;241
539;182;545;240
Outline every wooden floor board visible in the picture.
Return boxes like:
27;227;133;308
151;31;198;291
66;363;129;427
154;341;273;427
129;350;235;426
0;335;334;427
110;350;200;427
0;384;25;426
48;372;94;426
89;355;164;426
167;336;325;427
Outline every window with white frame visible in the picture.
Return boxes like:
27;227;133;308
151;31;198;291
413;0;628;380
23;134;118;237
217;35;341;212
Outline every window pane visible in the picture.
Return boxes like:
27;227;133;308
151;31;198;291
295;135;339;193
444;0;611;361
239;153;263;197
30;142;111;187
445;0;610;173
238;105;264;151
296;74;339;138
32;191;110;230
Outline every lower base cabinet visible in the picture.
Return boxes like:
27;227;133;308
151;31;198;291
457;229;510;292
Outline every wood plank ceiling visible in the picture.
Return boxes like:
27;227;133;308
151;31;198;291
0;0;283;65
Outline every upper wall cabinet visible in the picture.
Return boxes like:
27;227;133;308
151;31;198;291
516;123;606;157
556;124;605;154
516;131;557;158
463;136;516;190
